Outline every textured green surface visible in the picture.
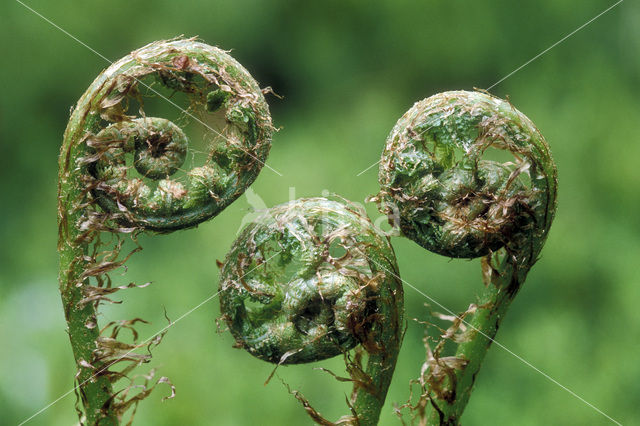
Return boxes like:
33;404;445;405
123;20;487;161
376;91;555;259
220;198;403;425
63;38;272;231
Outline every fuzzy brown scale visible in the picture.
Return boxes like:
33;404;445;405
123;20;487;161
58;38;273;425
219;198;404;425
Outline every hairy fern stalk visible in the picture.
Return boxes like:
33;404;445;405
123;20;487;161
58;38;272;425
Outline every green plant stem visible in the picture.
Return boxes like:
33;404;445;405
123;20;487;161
353;256;403;426
354;339;402;425
59;108;118;424
59;240;118;425
426;258;526;425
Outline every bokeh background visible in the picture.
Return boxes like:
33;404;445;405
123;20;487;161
1;1;638;425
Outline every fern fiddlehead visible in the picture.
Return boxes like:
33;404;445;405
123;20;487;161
219;198;404;425
58;38;272;424
373;90;557;424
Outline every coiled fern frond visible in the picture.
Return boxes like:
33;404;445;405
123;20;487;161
220;198;404;426
373;90;557;425
58;38;272;425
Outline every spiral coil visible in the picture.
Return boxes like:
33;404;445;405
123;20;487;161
375;90;556;259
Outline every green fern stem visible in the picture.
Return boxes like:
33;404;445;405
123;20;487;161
58;215;116;425
58;38;272;424
219;198;404;425
374;91;557;424
425;253;531;425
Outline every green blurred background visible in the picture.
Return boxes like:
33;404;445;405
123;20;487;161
1;1;638;424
